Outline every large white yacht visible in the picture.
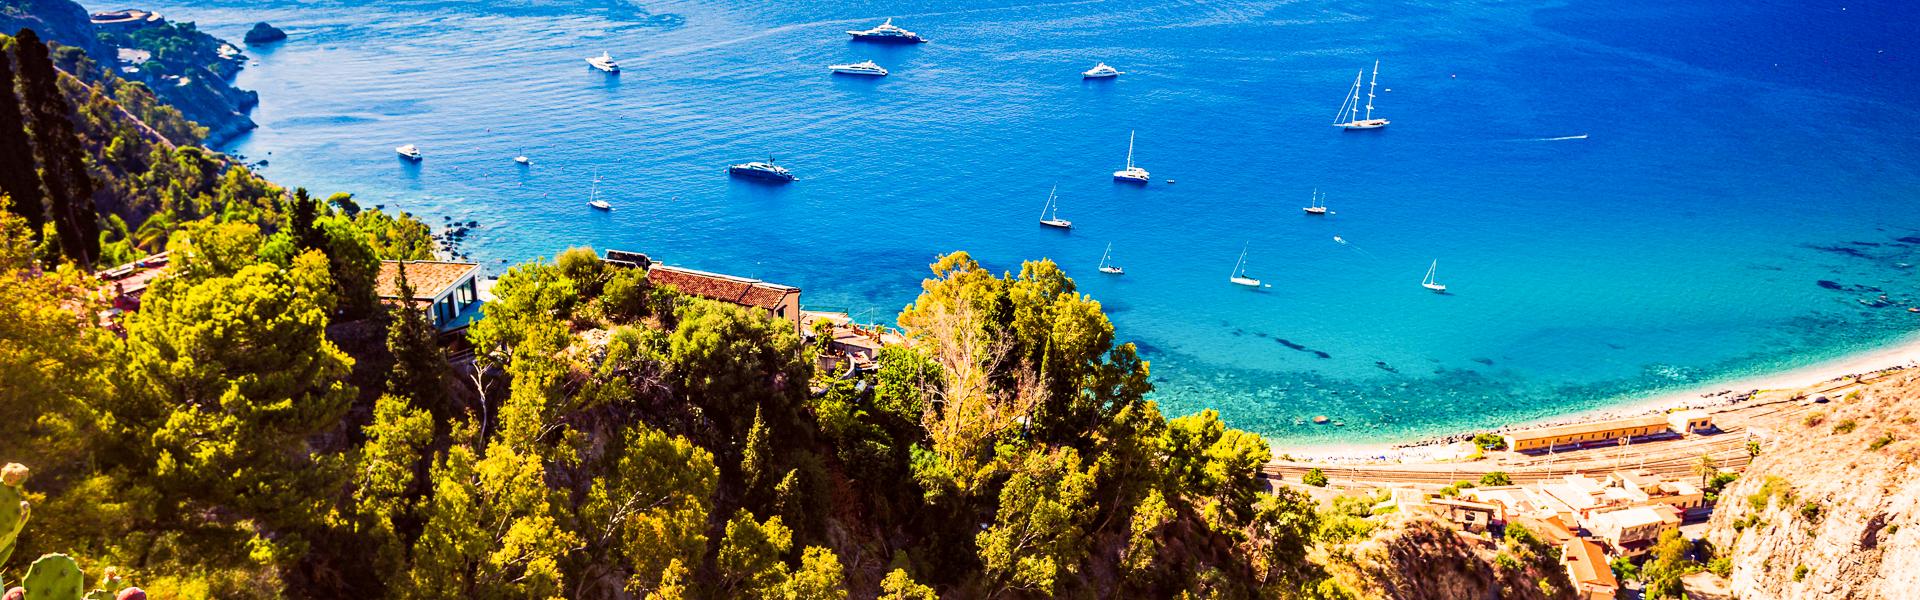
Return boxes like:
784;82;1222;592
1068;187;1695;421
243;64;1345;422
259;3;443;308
395;144;423;161
846;18;927;43
1082;62;1122;79
1112;131;1149;183
728;156;796;182
828;60;889;76
586;51;620;73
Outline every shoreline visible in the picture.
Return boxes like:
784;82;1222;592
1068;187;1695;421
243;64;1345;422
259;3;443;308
1274;330;1920;463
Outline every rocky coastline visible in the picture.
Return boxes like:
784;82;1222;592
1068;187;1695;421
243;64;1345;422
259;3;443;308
3;0;259;145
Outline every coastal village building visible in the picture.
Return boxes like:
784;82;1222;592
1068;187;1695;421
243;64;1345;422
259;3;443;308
647;264;802;331
1585;505;1682;556
92;252;171;331
1428;498;1502;533
1562;539;1619;600
1503;411;1713;453
375;260;484;333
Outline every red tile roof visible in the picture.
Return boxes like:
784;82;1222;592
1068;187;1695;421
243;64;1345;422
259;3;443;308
376;261;479;300
1563;539;1618;590
648;265;797;310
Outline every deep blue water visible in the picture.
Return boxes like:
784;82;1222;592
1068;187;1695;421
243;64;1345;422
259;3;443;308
142;0;1920;444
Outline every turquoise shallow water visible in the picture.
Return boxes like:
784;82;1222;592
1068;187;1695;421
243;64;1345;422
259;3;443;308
142;0;1920;444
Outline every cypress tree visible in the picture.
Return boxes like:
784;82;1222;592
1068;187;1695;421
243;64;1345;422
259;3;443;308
0;40;48;237
12;29;98;266
386;261;451;417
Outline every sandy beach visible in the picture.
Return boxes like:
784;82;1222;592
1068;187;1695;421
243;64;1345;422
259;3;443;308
1275;331;1920;464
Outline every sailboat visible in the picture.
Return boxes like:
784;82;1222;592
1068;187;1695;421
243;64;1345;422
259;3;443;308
1098;243;1124;274
1112;131;1150;183
587;169;611;210
1333;61;1389;130
1303;188;1328;215
1230;244;1262;287
1039;186;1071;228
1421;260;1447;293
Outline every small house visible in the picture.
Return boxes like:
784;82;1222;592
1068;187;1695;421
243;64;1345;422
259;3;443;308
375;260;483;332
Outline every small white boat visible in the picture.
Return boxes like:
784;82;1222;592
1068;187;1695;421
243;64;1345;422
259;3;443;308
514;150;531;165
1230;244;1262;287
1098;243;1124;274
1083;62;1122;79
587;169;611;210
587;51;620;73
396;144;423;161
1333;61;1389;130
1304;188;1328;215
1039;186;1071;229
828;60;888;76
1113;130;1149;183
1421;259;1447;293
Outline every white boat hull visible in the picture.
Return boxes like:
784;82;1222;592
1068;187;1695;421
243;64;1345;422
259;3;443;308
1113;169;1150;183
1040;220;1072;229
1335;119;1389;130
1099;267;1124;275
1230;277;1262;287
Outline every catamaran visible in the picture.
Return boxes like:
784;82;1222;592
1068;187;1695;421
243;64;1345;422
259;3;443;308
1113;131;1149;183
1230;245;1262;287
1304;188;1328;215
587;51;620;73
1333;61;1388;130
1098;243;1124;274
395;144;423;161
1039;186;1072;229
587;169;611;210
846;18;927;43
1082;62;1122;79
1421;260;1447;293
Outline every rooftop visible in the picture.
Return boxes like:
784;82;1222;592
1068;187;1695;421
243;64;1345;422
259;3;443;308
1506;414;1670;442
1591;505;1682;530
375;260;479;300
648;265;797;311
1563;539;1617;589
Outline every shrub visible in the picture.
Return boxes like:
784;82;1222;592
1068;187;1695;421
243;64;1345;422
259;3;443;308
1479;471;1512;486
1747;476;1794;512
1832;419;1858;434
1802;412;1825;427
1706;471;1740;494
1792;564;1808;581
1493;552;1521;571
1746;440;1763;457
1473;433;1508;451
1869;434;1895;451
1799;501;1821;522
1708;557;1732;578
1611;556;1640;582
1303;468;1329;487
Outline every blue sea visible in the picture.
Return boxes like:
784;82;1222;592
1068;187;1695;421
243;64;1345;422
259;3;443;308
143;0;1920;445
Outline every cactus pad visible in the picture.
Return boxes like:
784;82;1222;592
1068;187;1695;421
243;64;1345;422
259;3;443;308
22;554;83;600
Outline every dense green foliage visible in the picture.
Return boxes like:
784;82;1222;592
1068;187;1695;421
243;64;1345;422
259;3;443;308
0;26;1390;600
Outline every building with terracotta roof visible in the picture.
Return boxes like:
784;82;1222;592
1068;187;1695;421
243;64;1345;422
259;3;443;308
1585;504;1682;556
375;260;483;332
1561;538;1618;600
647;264;801;330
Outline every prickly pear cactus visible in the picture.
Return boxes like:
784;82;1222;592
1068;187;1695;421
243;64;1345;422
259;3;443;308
22;554;82;600
111;590;142;600
0;464;29;568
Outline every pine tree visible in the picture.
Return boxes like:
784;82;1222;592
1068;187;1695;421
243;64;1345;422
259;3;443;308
0;44;47;238
386;261;450;415
12;29;98;266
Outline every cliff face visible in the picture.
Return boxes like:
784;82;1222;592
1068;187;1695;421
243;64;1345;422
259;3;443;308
1704;374;1920;599
1323;516;1575;600
3;0;256;144
0;0;111;58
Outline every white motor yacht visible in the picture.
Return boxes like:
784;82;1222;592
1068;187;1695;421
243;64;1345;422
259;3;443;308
587;51;620;73
846;18;927;43
395;144;423;161
1082;62;1122;79
828;60;889;76
728;156;796;182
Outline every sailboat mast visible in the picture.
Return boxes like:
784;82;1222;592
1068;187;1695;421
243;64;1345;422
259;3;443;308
1365;61;1379;120
1042;186;1055;219
1125;131;1136;169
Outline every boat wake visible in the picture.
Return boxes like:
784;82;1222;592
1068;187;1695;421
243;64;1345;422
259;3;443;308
1515;134;1589;142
